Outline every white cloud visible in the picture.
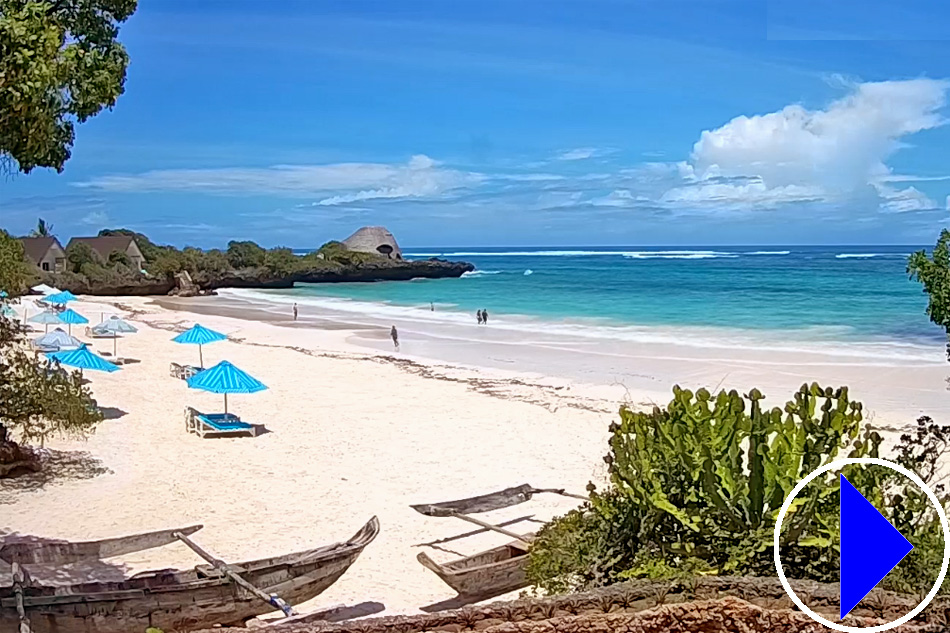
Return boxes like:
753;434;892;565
81;211;110;226
75;155;479;203
872;184;939;212
660;179;826;208
879;174;950;183
685;79;949;208
556;148;599;161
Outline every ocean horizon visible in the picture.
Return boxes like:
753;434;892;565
260;245;943;362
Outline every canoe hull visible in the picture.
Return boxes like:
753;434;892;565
417;539;530;600
1;517;379;633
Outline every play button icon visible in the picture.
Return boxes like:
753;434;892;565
839;474;914;619
776;457;950;632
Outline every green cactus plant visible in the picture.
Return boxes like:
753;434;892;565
604;383;878;576
527;383;888;594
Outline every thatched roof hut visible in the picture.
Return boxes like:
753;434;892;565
342;226;403;260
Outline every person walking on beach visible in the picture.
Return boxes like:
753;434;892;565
390;325;399;351
430;302;434;312
292;303;298;321
482;309;489;325
476;310;483;325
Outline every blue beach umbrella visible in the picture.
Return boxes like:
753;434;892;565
1;305;16;319
29;310;63;333
46;290;78;305
187;360;267;414
172;324;227;368
0;290;8;298
57;308;89;335
47;344;120;374
34;328;82;351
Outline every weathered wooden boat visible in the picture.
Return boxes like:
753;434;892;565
0;517;379;633
412;484;584;606
416;537;533;600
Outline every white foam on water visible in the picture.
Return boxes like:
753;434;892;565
408;250;780;259
408;250;642;257
524;269;534;276
460;270;502;277
623;251;738;259
836;253;879;259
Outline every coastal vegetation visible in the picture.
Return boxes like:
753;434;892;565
908;229;950;362
0;230;102;477
526;384;950;598
0;0;138;174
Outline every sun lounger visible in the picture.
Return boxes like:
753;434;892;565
169;362;200;380
85;326;115;339
184;406;259;438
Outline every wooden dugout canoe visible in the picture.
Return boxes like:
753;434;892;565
0;517;379;633
413;484;586;604
416;537;533;600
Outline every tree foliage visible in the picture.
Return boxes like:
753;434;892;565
0;231;101;469
98;228;164;262
263;247;296;276
29;217;54;237
0;322;103;445
226;240;266;269
908;230;950;360
65;240;100;272
0;0;138;173
0;229;30;295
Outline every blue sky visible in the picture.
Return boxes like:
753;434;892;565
3;0;950;247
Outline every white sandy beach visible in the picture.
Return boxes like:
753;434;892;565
3;293;950;618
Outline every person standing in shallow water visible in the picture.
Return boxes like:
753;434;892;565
476;310;483;325
390;325;399;351
293;303;298;321
482;309;489;325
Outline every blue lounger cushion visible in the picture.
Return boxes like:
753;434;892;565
197;414;252;431
203;413;240;421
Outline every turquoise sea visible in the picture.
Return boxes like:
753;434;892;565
271;246;939;350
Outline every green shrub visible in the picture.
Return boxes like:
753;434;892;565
65;242;101;273
526;489;643;594
263;247;298;276
878;417;950;595
107;249;132;268
315;240;379;265
528;384;883;594
226;240;266;269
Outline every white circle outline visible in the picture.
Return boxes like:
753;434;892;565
774;457;950;632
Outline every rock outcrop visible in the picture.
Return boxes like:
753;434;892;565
172;271;201;297
43;258;473;297
40;275;176;296
342;226;403;260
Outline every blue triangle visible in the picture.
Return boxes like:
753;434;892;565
840;474;914;619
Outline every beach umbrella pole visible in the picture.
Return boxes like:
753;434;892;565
224;393;228;415
113;335;117;358
199;344;204;368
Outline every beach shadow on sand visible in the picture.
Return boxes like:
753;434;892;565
0;450;112;504
0;530;134;586
99;407;128;420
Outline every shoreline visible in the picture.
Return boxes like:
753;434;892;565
155;291;950;428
